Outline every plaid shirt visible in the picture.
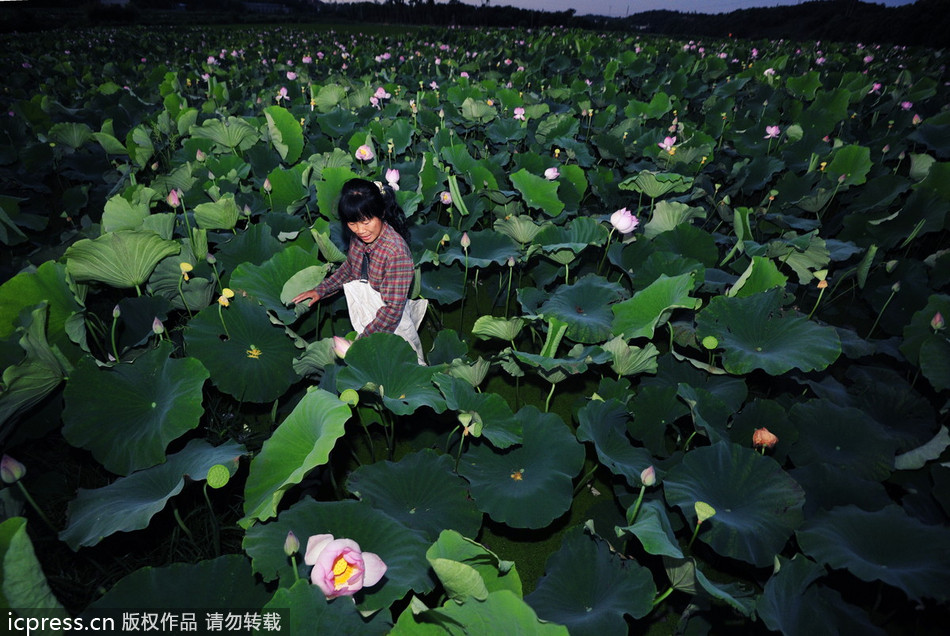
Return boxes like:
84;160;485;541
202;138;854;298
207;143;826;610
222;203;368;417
315;223;414;336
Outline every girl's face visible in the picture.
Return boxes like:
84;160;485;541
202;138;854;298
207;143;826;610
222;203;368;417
347;216;384;244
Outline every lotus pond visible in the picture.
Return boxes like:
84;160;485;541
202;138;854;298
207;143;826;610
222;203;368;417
1;21;949;636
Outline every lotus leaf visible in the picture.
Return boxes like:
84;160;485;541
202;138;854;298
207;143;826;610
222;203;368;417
663;441;805;567
576;398;654;487
0;517;67;614
265;580;392;636
64;230;180;290
612;273;700;340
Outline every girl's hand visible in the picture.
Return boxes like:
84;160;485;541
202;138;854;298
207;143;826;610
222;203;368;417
292;290;320;307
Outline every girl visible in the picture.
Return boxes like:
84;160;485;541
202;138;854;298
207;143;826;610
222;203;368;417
292;178;426;361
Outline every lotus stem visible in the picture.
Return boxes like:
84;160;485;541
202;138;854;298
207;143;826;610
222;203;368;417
291;555;299;583
505;265;514;318
445;425;460;455
16;482;57;534
652;586;674;607
177;277;193;318
597;228;615;277
454;429;466;472
807;286;827;320
203;483;220;557
572;464;599;497
627;485;647;525
217;304;230;339
110;312;120;362
356;408;375;463
867;284;899;339
544;381;556;413
459;251;469;332
172;504;195;543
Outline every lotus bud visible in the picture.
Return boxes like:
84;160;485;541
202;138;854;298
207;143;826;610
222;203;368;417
152;317;165;335
932;312;945;331
752;427;779;449
544;167;559;180
206;253;217;265
332;336;352;359
640;465;656;487
507;256;515;267
460;232;471;249
885;260;898;273
196;149;206;161
263;178;272;193
1;455;26;484
112;304;121;319
891;281;901;293
167;189;181;208
284;531;300;556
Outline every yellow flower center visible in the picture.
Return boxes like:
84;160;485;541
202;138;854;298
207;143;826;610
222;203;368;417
332;555;356;589
246;346;262;359
510;469;524;481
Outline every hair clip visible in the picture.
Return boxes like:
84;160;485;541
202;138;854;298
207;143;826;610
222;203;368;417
373;180;385;194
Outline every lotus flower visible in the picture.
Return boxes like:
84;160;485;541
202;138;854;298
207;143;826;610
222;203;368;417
355;145;375;161
332;336;352;359
932;312;945;331
385;168;400;190
513;107;526;121
440;191;452;205
764;125;781;139
640;465;656;487
286;71;297;81
304;534;387;599
752;427;779;449
167;189;181;208
544;167;559;180
658;136;676;153
609;208;639;234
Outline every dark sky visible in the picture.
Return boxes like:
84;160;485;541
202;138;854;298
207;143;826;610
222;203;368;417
332;0;916;19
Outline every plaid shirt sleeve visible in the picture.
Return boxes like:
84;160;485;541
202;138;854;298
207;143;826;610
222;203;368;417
314;243;360;298
361;227;414;336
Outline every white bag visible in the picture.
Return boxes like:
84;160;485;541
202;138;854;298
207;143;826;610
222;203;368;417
343;280;428;365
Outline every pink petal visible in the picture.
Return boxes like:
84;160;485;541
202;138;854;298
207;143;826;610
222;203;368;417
303;533;334;565
360;551;387;587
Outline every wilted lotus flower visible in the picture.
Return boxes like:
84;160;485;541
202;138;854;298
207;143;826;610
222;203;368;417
218;288;235;307
440;191;452;205
1;455;26;484
179;262;193;281
304;534;387;599
544;167;559;180
752;427;779;449
355;145;375;161
609;208;639;234
332;336;352;359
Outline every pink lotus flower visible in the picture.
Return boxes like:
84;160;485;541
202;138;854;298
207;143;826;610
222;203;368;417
374;86;391;99
912;114;922;125
263;178;272;193
385;168;400;190
764;125;781;139
544;167;559;180
276;87;288;103
195;149;207;161
610;208;639;234
332;336;352;359
513;107;526;121
460;71;469;78
167;189;182;208
355;145;375;161
286;71;297;81
302;55;312;64
440;191;452;205
640;465;656;487
763;68;776;77
658;136;676;153
868;82;882;94
304;534;386;599
900;101;913;110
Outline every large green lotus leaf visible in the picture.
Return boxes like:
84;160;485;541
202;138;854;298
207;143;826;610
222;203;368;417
215;223;283;282
523;275;625;344
59;439;244;550
346;451;481;542
436;230;520;268
471;315;525;343
193;195;240;231
64;230;180;290
493;214;545;245
265;580;391;636
419;262;465;305
919;338;950;392
147;251;215;313
458;407;584;529
241;388;350;528
243;498;433;612
757;555;886;636
433;374;521;448
87;554;269;611
652;222;719;268
663;442;805;567
727;255;788;297
512;344;610;376
62;341;209;475
602;336;659;377
526;528;656;636
101;185;156;233
264;105;304;164
617;499;684;559
797;505;950;602
619;170;693;199
627;385;688;457
535;217;608;254
184;294;299;403
189;116;260;152
0;517;66;614
787;400;894;481
900;295;950;391
510;168;564;216
316;166;360;225
612;273;700;340
49;121;93;150
695;288;841;375
0;262;81;348
426;530;522;599
576;398;654;487
230;246;319;324
396;590;568;636
642;200;706;240
825;144;872;186
266;164;309;214
336;333;445;416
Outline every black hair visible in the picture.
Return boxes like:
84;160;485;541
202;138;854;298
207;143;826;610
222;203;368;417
338;178;411;246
